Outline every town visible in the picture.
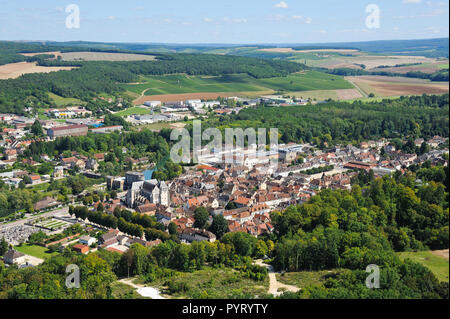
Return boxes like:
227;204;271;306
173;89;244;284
0;96;447;269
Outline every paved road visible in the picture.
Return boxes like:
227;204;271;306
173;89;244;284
0;207;69;231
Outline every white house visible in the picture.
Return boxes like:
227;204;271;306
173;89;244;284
79;236;96;246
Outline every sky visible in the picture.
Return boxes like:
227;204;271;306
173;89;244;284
0;0;448;44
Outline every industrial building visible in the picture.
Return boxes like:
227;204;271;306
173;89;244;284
47;124;88;139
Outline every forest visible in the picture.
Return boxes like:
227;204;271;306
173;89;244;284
269;163;448;299
195;94;449;146
320;67;449;82
0;45;305;114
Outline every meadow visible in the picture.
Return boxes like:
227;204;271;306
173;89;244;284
141;266;270;299
398;251;449;282
14;244;59;260
114;107;151;117
47;92;85;107
276;269;345;289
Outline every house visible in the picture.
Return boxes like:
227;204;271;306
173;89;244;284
34;197;58;211
29;174;41;184
179;228;216;243
99;229;120;248
52;166;64;178
3;249;27;265
86;159;99;171
79;236;96;246
136;203;157;215
72;244;90;254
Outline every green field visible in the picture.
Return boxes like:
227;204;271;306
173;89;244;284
276;269;345;289
122;71;353;96
141;266;269;299
438;64;449;69
114;107;151;117
398;251;449;282
111;282;150;299
48;92;84;107
14;244;59;260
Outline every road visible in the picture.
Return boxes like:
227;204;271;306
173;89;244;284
345;77;369;98
0;207;69;231
255;260;301;297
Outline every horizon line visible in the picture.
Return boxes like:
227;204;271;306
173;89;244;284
3;36;449;47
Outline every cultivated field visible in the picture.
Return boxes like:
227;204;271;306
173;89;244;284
345;75;449;97
259;48;360;54
20;51;62;59
134;92;238;105
288;88;363;101
127;71;353;104
0;61;75;79
61;52;156;61
370;59;449;74
285;49;440;71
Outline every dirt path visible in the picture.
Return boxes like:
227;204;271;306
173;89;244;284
133;88;152;105
431;249;449;260
345;77;369;98
255;260;300;296
118;278;167;299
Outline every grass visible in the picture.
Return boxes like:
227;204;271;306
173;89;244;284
276;269;345;289
110;282;150;299
289;89;339;101
114;107;151;117
438;64;449;69
47;92;84;107
398;251;449;282
143;266;270;299
14;244;59;260
122;71;353;97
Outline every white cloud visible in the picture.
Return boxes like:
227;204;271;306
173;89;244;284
425;26;442;33
319;30;327;34
223;17;248;23
275;1;289;9
106;16;116;20
267;14;312;24
402;0;422;3
203;18;212;23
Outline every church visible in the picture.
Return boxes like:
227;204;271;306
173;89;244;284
126;179;170;208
